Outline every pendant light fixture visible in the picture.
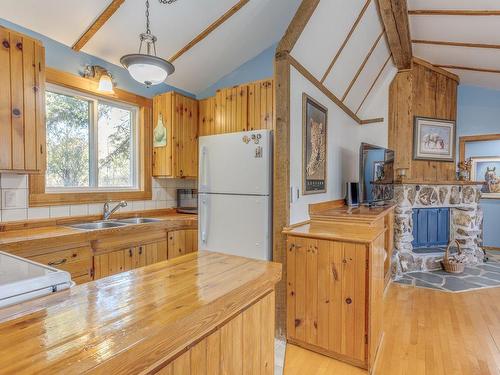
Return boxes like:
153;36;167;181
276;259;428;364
120;0;175;87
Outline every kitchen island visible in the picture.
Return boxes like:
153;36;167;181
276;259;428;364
0;251;281;374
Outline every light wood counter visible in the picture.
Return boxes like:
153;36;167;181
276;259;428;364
0;251;281;374
283;221;385;243
309;204;395;226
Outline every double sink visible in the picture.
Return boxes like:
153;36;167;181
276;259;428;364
67;217;162;230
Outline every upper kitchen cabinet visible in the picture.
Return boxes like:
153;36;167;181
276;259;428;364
0;26;46;174
198;79;274;136
153;92;198;178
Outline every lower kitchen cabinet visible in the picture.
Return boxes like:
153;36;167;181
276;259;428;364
27;243;93;284
167;229;198;259
285;233;385;372
94;240;168;279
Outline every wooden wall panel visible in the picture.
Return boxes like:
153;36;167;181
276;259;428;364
0;27;12;170
388;60;458;182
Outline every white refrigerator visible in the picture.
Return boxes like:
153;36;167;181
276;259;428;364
198;130;272;260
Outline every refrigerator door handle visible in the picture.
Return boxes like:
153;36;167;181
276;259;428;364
200;146;208;191
201;196;208;244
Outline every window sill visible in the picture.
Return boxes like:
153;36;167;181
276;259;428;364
29;190;152;207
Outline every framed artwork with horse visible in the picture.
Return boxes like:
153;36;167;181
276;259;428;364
471;157;500;198
413;117;456;162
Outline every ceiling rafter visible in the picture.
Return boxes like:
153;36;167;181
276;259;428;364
408;10;500;16
413;39;500;50
320;0;372;83
356;54;392;115
168;0;249;63
377;0;412;70
342;30;385;101
72;0;125;51
436;65;500;75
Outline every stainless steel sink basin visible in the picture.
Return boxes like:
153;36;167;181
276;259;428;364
115;217;162;224
67;221;129;230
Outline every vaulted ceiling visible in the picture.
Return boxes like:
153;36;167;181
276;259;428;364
1;0;301;94
290;0;397;121
409;0;500;90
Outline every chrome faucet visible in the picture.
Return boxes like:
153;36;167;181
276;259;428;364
103;201;127;220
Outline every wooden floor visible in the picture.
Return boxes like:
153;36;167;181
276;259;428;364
284;283;500;375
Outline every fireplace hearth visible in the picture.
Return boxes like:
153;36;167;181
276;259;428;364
392;183;484;277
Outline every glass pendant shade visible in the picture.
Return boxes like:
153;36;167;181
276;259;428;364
98;73;114;93
120;54;174;86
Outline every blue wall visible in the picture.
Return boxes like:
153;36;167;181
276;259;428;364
196;43;276;99
0;18;194;98
457;85;500;248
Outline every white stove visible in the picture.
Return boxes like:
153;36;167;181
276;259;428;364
0;251;73;308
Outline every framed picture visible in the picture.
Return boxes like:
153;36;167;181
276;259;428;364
373;161;385;182
470;156;500;198
302;93;327;195
413;116;455;161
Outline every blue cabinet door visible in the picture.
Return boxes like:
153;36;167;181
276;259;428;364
412;208;449;248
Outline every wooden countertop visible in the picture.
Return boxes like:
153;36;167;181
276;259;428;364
0;251;281;374
0;211;197;255
283;221;386;243
309;204;395;225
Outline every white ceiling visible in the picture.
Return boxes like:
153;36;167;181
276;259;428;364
0;0;300;95
409;0;500;89
291;0;396;120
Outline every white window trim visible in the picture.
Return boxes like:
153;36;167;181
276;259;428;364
45;83;140;193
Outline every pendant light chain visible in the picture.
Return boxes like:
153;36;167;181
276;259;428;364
145;0;151;35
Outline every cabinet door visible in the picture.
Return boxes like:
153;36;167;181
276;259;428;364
199;97;216;136
247;80;273;131
142;240;168;266
167;229;198;259
0;28;45;172
174;94;198;178
153;92;174;177
287;236;367;362
94;248;129;279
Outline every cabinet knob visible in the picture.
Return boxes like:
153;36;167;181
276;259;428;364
2;40;9;49
16;42;22;50
345;298;352;305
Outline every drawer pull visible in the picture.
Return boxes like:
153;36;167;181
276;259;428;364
2;40;9;49
48;258;67;266
345;297;352;305
129;248;133;257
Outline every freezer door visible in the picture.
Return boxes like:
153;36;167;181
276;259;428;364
199;193;271;260
199;130;271;195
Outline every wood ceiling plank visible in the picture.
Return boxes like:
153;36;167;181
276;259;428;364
72;0;125;51
377;0;412;69
276;0;320;55
320;0;372;83
169;0;250;63
409;10;500;16
413;39;500;50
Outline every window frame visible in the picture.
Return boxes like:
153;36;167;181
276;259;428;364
45;83;140;192
29;68;153;207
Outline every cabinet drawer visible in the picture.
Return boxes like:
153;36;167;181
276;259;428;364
29;246;92;279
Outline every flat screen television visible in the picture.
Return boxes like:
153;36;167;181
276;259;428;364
359;143;395;205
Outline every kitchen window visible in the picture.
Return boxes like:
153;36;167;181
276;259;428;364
45;84;139;192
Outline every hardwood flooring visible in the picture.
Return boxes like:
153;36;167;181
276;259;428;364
284;283;500;375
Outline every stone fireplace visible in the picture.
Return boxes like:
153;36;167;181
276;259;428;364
392;183;484;277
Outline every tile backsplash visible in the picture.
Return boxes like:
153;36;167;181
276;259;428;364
0;173;197;222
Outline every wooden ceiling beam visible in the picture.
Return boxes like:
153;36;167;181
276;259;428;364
436;64;500;75
377;0;412;69
276;0;320;55
72;0;125;51
169;0;249;62
409;10;500;16
413;39;500;49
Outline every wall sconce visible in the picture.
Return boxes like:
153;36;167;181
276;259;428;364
82;65;114;94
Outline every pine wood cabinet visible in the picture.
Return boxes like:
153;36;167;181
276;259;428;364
153;92;198;178
198;79;274;136
167;228;198;259
0;26;46;173
284;224;385;372
94;240;168;279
